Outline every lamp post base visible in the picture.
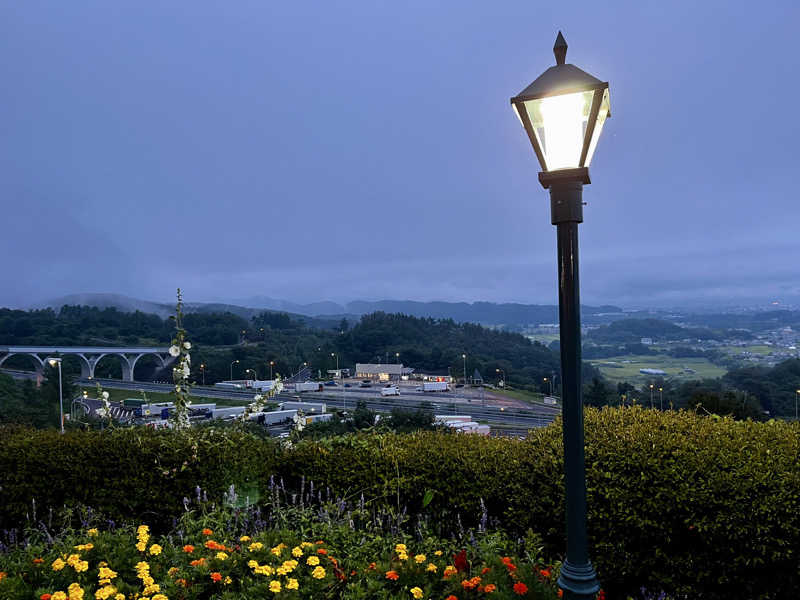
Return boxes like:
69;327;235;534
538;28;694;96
558;559;601;599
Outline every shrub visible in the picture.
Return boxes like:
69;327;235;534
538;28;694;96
2;408;799;598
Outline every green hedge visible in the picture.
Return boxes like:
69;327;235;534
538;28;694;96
0;425;280;531
2;409;799;599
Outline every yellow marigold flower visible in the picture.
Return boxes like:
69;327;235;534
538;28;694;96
276;566;289;576
135;561;150;571
248;542;264;552
114;595;125;600
434;550;443;556
286;578;299;590
395;543;407;553
167;567;178;577
224;576;232;585
94;585;116;600
306;555;320;566
248;560;258;568
52;593;67;600
135;541;147;552
398;552;409;561
74;543;94;551
291;546;303;557
311;566;326;579
74;561;89;573
149;544;162;556
255;564;275;576
87;528;98;537
300;541;314;548
270;543;286;556
269;580;281;593
239;535;251;542
98;567;118;580
143;584;160;595
52;558;66;571
215;552;228;561
443;565;457;578
137;525;149;533
410;587;423;599
152;596;168;600
414;554;426;564
66;554;80;566
426;563;437;572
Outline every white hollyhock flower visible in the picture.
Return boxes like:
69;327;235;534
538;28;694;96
96;408;107;417
183;341;191;349
169;345;180;357
102;391;109;400
184;353;191;364
182;363;190;377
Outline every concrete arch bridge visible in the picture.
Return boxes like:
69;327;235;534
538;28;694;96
0;346;174;382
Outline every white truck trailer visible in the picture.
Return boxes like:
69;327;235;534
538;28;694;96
295;382;323;392
380;386;400;396
280;401;326;413
422;381;448;392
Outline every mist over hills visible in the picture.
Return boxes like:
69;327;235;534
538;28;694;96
38;293;625;328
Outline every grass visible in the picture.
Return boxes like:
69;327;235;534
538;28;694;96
490;387;550;404
588;354;727;383
717;344;776;356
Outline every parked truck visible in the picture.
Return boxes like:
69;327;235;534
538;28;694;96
422;381;448;392
380;386;400;396
295;382;323;392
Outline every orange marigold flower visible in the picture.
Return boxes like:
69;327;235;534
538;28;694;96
210;572;222;582
484;584;497;593
385;570;399;581
350;570;357;576
513;582;528;595
368;562;377;570
41;595;52;600
445;596;458;600
315;540;324;545
33;558;44;564
558;590;564;598
481;567;490;575
202;528;213;536
190;558;206;567
317;548;328;555
539;568;551;578
183;545;195;553
478;586;485;593
176;578;189;588
462;580;476;590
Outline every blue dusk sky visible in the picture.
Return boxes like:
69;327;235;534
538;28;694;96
1;0;798;309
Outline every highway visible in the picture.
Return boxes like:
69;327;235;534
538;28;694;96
76;378;560;430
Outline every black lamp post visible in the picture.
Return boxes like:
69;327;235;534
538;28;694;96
510;31;610;599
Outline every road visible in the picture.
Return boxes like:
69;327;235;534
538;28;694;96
77;378;560;430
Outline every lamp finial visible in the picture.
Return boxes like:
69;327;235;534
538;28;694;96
553;31;567;65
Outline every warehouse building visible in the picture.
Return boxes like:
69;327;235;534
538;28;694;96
355;363;413;382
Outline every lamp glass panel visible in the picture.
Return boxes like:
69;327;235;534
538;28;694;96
584;88;610;167
523;89;594;170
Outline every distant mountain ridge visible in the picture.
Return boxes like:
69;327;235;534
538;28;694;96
40;293;623;327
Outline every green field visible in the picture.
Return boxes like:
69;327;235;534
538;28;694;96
588;354;727;384
718;344;776;356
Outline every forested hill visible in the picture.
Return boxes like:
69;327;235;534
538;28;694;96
335;312;563;384
587;318;724;344
0;306;585;391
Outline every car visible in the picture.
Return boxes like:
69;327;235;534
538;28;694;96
415;386;423;391
344;383;352;387
455;384;464;388
359;382;371;388
324;381;337;387
362;379;371;383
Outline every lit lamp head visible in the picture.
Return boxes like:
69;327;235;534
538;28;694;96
510;31;610;189
48;358;61;367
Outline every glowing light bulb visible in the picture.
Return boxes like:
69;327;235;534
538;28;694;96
539;91;586;170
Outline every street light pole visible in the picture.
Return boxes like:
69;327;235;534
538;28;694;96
230;360;239;381
510;32;610;599
462;353;467;386
48;358;64;434
795;389;799;420
270;361;275;380
649;384;654;409
200;363;205;386
659;387;663;411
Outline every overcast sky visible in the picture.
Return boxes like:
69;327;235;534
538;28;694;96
1;0;798;310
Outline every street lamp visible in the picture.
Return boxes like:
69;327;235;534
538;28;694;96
246;368;257;381
649;384;654;409
269;360;275;380
462;354;467;386
230;359;239;381
510;31;610;599
795;389;800;420
331;353;338;374
200;363;205;386
543;376;555;396
48;357;65;434
659;387;663;411
496;368;506;388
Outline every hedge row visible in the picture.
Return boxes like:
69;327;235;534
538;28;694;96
1;409;799;599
